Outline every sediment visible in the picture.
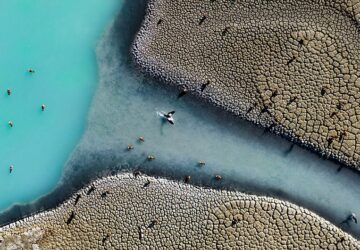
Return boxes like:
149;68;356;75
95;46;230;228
132;0;360;169
0;173;358;249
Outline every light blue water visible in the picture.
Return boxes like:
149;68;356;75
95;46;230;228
0;0;122;210
1;0;360;240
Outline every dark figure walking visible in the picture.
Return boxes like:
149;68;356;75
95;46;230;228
201;80;210;92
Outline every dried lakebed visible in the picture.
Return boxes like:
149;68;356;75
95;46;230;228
1;173;359;249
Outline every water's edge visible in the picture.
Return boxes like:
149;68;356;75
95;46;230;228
1;0;360;241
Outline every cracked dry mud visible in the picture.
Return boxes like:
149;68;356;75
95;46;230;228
0;174;358;249
133;0;360;169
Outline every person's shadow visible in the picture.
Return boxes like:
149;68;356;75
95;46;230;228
283;144;295;156
160;116;167;135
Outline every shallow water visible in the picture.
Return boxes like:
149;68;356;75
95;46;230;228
0;0;122;210
1;0;360;239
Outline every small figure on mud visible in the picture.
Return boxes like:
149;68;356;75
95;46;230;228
199;15;207;25
327;137;334;147
9;165;13;173
148;219;158;228
86;185;96;195
127;144;134;151
8;121;13;127
339;131;347;142
41;104;46;111
102;234;110;245
260;105;269;114
138;136;145;142
270;89;278;99
320;87;327;96
133;170;141;178
66;211;75;225
101;190;110;198
201;80;210;92
178;87;188;98
184;175;191;183
263;123;275;134
143;179;151;188
138;226;143;240
221;27;230;36
161;111;175;125
231;218;239;226
215;175;222;181
286;56;297;65
7;89;11;96
74;194;81;205
147;155;156;161
27;68;35;73
287;96;297;105
157;19;163;26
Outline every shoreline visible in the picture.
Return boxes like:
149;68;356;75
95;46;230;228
1;173;359;249
132;0;360;171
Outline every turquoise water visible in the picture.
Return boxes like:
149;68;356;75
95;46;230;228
1;0;360;239
0;0;122;210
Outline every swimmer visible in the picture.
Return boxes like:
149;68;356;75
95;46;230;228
215;175;222;181
138;136;145;142
7;89;11;96
41;104;46;111
28;68;35;73
198;161;206;167
8;121;13;127
178;88;188;98
127;144;134;150
9;165;13;173
349;213;358;224
162;111;175;125
147;155;156;161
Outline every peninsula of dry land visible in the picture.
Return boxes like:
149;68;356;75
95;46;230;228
0;173;358;249
133;0;360;169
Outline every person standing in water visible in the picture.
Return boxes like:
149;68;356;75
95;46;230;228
41;104;46;111
7;89;11;95
9;165;13;173
8;121;13;127
163;111;175;125
28;68;35;73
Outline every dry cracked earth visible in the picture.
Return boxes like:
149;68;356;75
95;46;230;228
0;174;359;249
133;0;360;169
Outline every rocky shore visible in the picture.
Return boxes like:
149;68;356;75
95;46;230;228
132;0;360;169
0;173;358;249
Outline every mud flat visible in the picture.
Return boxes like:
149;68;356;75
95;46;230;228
133;0;360;169
0;173;358;249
